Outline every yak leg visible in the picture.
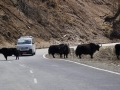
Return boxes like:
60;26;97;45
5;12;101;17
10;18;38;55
66;54;68;58
91;56;93;59
118;51;120;59
4;55;7;60
14;54;19;60
16;56;19;60
65;54;68;58
117;55;119;59
60;54;62;58
79;54;81;59
52;54;55;58
116;51;120;59
64;54;67;58
15;56;17;60
63;54;66;58
90;54;93;59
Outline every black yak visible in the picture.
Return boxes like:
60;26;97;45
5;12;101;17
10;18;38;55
48;44;70;58
48;45;60;58
115;44;120;59
0;48;19;60
59;44;70;58
75;43;101;59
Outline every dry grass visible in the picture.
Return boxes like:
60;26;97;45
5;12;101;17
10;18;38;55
92;30;98;35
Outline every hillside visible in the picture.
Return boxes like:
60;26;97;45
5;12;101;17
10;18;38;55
0;0;119;48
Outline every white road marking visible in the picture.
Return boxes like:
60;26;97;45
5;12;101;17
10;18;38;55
19;64;26;67
8;61;11;63
43;54;48;59
64;60;120;75
30;70;33;73
43;54;120;75
51;65;59;67
19;64;37;84
34;78;37;83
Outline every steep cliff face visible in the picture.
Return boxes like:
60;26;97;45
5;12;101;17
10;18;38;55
0;0;116;48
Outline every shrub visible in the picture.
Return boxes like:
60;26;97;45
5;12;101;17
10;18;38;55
46;0;57;8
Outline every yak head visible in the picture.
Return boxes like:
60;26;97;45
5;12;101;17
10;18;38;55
96;44;102;51
0;48;2;53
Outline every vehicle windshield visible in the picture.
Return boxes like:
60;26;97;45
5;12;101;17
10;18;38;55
17;39;31;44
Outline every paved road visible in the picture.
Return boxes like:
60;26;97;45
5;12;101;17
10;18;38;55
0;48;120;90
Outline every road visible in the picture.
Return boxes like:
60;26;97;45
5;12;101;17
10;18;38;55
0;48;120;90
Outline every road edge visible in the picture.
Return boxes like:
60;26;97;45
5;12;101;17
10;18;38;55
43;54;120;75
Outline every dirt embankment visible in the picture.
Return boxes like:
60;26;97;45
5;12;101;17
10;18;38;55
0;0;118;48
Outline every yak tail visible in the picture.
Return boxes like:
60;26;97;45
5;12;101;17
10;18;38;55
48;48;50;55
48;47;51;55
75;49;78;57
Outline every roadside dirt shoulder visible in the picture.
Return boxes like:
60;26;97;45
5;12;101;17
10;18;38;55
46;46;120;73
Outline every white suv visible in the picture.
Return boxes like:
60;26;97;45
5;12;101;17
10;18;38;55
16;36;36;55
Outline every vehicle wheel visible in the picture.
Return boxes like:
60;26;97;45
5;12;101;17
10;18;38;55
31;52;34;56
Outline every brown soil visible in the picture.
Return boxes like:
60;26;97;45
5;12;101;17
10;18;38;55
0;0;119;49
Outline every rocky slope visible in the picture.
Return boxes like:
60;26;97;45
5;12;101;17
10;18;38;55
0;0;118;48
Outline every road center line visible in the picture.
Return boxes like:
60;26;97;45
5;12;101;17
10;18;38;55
30;70;33;73
19;64;26;67
34;78;37;83
8;61;11;63
51;65;59;67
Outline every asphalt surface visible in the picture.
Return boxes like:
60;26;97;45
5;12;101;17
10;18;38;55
0;48;120;90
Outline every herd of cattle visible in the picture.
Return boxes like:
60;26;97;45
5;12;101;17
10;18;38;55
0;43;120;60
48;43;120;59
